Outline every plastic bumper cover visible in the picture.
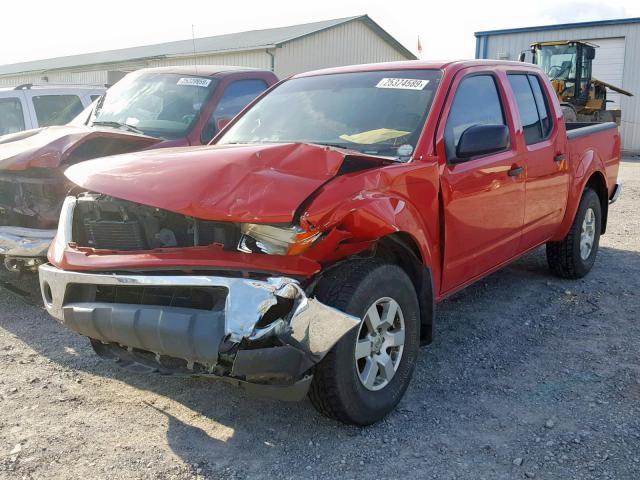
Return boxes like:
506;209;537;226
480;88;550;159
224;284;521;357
38;264;359;400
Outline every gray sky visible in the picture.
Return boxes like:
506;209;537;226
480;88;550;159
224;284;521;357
1;0;639;66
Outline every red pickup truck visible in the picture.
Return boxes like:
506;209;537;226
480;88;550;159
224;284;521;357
0;66;278;271
39;60;621;425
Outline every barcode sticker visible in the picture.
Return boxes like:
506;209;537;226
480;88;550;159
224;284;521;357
376;78;429;90
177;77;212;87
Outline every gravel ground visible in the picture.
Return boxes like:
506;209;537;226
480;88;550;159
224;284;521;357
1;159;639;480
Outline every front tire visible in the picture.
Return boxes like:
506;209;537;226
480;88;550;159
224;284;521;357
546;188;602;279
309;259;420;425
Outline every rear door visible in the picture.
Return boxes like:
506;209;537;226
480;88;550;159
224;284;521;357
506;72;569;250
437;69;526;292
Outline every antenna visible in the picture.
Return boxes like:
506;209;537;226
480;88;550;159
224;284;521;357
191;24;198;74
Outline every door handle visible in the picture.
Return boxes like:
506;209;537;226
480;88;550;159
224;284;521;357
554;154;565;162
507;166;524;177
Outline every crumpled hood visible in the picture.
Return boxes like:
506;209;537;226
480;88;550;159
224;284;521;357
0;125;161;171
65;143;388;223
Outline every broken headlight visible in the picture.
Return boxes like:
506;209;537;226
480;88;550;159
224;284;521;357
238;223;321;255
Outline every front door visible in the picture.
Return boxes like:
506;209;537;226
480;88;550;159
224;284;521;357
437;70;526;293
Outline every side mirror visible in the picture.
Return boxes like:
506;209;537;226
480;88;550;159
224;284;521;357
455;124;509;160
518;52;526;62
586;46;596;60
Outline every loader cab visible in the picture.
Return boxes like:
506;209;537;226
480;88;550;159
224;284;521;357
531;41;596;105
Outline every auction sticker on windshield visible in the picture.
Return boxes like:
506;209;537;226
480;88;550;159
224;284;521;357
376;78;429;90
177;78;212;87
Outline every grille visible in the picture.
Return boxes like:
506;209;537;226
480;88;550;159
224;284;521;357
82;219;147;250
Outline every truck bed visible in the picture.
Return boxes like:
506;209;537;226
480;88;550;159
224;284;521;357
565;121;617;138
565;121;620;199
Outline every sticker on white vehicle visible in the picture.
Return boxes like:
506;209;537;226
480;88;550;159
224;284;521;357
376;78;429;90
177;78;212;87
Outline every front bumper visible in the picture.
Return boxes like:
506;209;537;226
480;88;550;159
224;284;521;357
0;226;55;258
39;264;359;400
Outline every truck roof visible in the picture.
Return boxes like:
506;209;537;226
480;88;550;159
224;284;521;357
132;65;264;77
294;59;541;78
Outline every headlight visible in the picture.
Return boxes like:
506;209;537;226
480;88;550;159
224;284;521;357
238;223;321;255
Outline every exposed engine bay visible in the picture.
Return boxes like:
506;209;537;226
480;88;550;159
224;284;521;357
72;193;242;251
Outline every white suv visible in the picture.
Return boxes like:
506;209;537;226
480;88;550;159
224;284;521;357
0;84;105;136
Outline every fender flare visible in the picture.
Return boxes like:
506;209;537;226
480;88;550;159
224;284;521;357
306;194;438;343
552;148;607;241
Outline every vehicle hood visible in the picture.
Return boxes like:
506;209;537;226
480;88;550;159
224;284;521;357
0;125;161;171
65;143;390;223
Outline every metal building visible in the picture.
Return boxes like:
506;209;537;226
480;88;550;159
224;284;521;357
0;15;414;87
475;17;640;152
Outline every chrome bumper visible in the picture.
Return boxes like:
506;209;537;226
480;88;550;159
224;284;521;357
610;183;622;204
0;226;55;257
39;264;359;395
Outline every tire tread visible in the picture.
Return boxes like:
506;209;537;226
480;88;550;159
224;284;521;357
546;188;600;279
308;259;384;423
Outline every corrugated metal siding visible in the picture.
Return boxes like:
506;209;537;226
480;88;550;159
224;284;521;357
0;70;108;87
479;23;640;151
274;20;410;78
147;50;272;70
589;37;625;108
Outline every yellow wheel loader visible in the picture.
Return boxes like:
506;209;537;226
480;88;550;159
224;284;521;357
520;40;632;123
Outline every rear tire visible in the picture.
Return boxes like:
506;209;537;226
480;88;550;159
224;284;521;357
309;259;420;425
561;105;578;122
546;188;601;279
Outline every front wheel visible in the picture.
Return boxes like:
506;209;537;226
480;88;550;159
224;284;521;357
546;188;602;279
309;259;420;425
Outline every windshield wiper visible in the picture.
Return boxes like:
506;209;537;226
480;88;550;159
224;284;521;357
92;120;144;135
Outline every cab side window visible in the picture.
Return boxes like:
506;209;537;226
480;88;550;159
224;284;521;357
529;75;553;138
444;75;507;161
201;79;268;143
0;97;25;135
32;94;84;127
507;74;553;145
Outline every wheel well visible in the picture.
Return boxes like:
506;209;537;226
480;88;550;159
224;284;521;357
373;233;434;345
585;172;608;234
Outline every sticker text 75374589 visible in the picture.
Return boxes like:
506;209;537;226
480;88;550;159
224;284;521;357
375;78;429;90
177;77;212;88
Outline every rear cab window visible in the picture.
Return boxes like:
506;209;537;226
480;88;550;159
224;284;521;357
32;94;84;127
444;74;508;161
0;97;26;135
507;74;554;145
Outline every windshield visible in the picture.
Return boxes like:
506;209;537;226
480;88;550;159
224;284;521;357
217;69;442;159
537;44;577;81
91;72;217;138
